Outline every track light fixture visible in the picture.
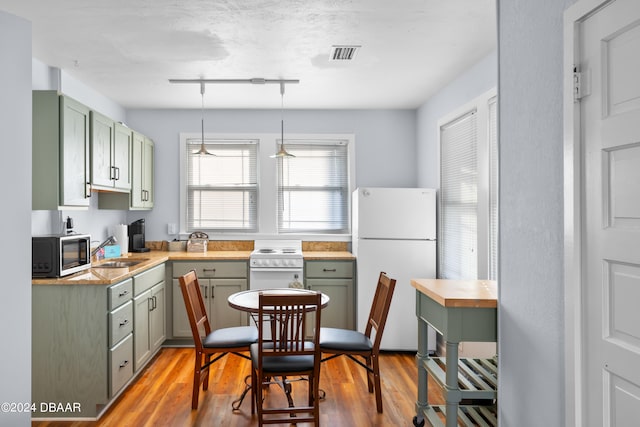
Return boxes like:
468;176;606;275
169;78;300;158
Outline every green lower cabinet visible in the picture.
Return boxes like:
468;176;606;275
304;260;355;332
31;265;167;420
133;265;166;371
171;261;249;338
32;278;134;419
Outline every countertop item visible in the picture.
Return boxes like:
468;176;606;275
32;250;354;285
187;232;208;253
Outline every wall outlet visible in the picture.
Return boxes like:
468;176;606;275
167;223;177;235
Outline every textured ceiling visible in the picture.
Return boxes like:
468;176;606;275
1;0;496;109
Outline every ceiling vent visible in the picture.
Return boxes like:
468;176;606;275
329;45;361;61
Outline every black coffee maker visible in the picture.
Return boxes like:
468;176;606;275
129;219;150;253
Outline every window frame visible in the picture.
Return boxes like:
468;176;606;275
276;139;351;234
179;132;355;240
437;88;498;280
182;137;259;233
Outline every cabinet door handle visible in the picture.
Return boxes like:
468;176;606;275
153;295;157;310
115;166;120;181
323;268;337;272
119;360;129;369
86;182;91;198
119;319;129;327
201;285;207;299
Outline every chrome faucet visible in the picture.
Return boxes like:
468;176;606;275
91;235;118;257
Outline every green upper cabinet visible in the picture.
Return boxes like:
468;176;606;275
90;112;131;192
33;91;91;209
114;124;133;190
99;131;154;210
130;133;154;209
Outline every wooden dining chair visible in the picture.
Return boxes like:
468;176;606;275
178;270;258;410
319;271;396;413
250;291;323;426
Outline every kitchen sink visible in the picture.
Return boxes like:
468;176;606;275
94;259;148;268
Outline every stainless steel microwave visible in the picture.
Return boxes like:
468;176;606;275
32;234;92;278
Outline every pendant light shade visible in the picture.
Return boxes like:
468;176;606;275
271;82;294;158
194;81;214;156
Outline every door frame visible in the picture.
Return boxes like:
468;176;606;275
563;1;614;426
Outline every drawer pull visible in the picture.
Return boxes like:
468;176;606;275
119;360;129;369
118;290;129;297
203;268;216;273
119;319;129;327
323;268;337;272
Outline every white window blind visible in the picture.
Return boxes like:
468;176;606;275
488;97;498;280
439;110;478;279
186;139;258;232
277;141;349;233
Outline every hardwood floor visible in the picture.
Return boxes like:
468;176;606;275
32;347;444;426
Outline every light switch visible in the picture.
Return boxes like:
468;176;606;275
167;223;177;235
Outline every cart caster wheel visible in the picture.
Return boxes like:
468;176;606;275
413;416;425;427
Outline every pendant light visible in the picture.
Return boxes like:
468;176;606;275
270;82;295;158
194;81;214;156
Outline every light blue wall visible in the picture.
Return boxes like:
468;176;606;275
126;108;417;240
31;59;126;122
0;10;32;426
498;0;575;425
416;50;497;188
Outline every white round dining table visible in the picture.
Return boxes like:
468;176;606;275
227;287;330;312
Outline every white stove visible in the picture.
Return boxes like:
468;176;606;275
250;240;303;269
250;240;303;290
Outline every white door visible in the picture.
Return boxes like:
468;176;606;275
580;1;640;425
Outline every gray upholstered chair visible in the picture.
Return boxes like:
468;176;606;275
179;270;258;410
319;271;396;413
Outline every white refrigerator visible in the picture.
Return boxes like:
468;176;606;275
352;187;437;351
